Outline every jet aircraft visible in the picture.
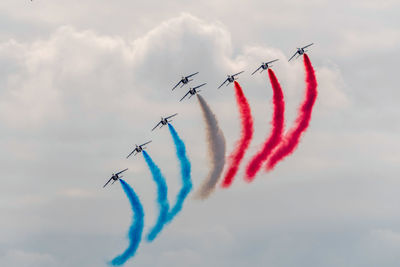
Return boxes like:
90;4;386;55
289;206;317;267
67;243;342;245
103;168;128;188
172;72;199;90
127;141;152;158
288;43;314;62
152;113;178;131
180;83;206;101
251;59;279;75
217;71;244;89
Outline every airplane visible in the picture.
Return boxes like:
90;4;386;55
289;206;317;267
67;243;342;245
251;59;279;75
180;83;206;101
217;71;244;89
127;141;152;158
103;168;128;188
288;43;314;62
172;72;199;90
151;113;178;131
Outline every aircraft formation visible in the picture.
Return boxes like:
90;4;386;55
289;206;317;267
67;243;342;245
103;43;314;188
104;43;317;266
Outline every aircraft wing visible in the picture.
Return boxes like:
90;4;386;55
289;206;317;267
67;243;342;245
140;141;152;147
288;52;297;62
116;168;128;175
251;66;262;75
218;79;228;89
302;43;314;49
180;91;191;101
172;81;182;91
151;121;162;131
126;149;136;159
186;72;199;78
193;83;206;90
166;113;178;119
232;71;244;77
103;178;113;188
267;59;279;64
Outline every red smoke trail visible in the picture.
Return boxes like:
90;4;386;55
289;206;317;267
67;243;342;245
245;69;285;181
221;81;254;188
266;54;318;171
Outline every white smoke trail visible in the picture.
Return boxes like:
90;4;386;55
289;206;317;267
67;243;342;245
195;94;226;199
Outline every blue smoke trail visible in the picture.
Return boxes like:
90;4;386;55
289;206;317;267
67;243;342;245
109;179;144;266
166;123;192;223
142;150;169;242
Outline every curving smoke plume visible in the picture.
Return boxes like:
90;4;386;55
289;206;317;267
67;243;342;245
109;179;144;266
166;123;192;222
195;94;226;199
266;54;318;170
245;68;285;181
142;151;169;241
222;81;254;187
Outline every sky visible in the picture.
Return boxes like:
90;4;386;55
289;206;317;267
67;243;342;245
0;0;400;266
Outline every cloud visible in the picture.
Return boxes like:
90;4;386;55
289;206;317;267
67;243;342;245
340;28;400;55
0;12;360;267
58;188;95;198
0;13;348;129
370;229;400;245
0;250;56;267
315;65;350;110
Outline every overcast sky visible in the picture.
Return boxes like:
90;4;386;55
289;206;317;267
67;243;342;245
1;1;400;266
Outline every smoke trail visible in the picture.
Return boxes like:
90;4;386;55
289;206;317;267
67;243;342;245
266;54;318;170
245;69;285;181
222;81;254;187
109;179;144;266
142;151;169;241
195;94;226;199
166;123;192;222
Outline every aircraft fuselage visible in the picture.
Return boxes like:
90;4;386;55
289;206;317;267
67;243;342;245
227;76;235;83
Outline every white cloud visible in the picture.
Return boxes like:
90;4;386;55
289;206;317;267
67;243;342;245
0;13;348;130
340;28;400;55
315;65;350;110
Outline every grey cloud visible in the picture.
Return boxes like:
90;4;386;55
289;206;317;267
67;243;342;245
0;4;398;267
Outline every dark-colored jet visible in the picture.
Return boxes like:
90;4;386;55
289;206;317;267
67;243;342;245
217;71;244;89
288;43;314;62
180;83;206;101
103;168;128;188
251;59;279;75
152;113;178;131
172;72;199;90
127;141;152;158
